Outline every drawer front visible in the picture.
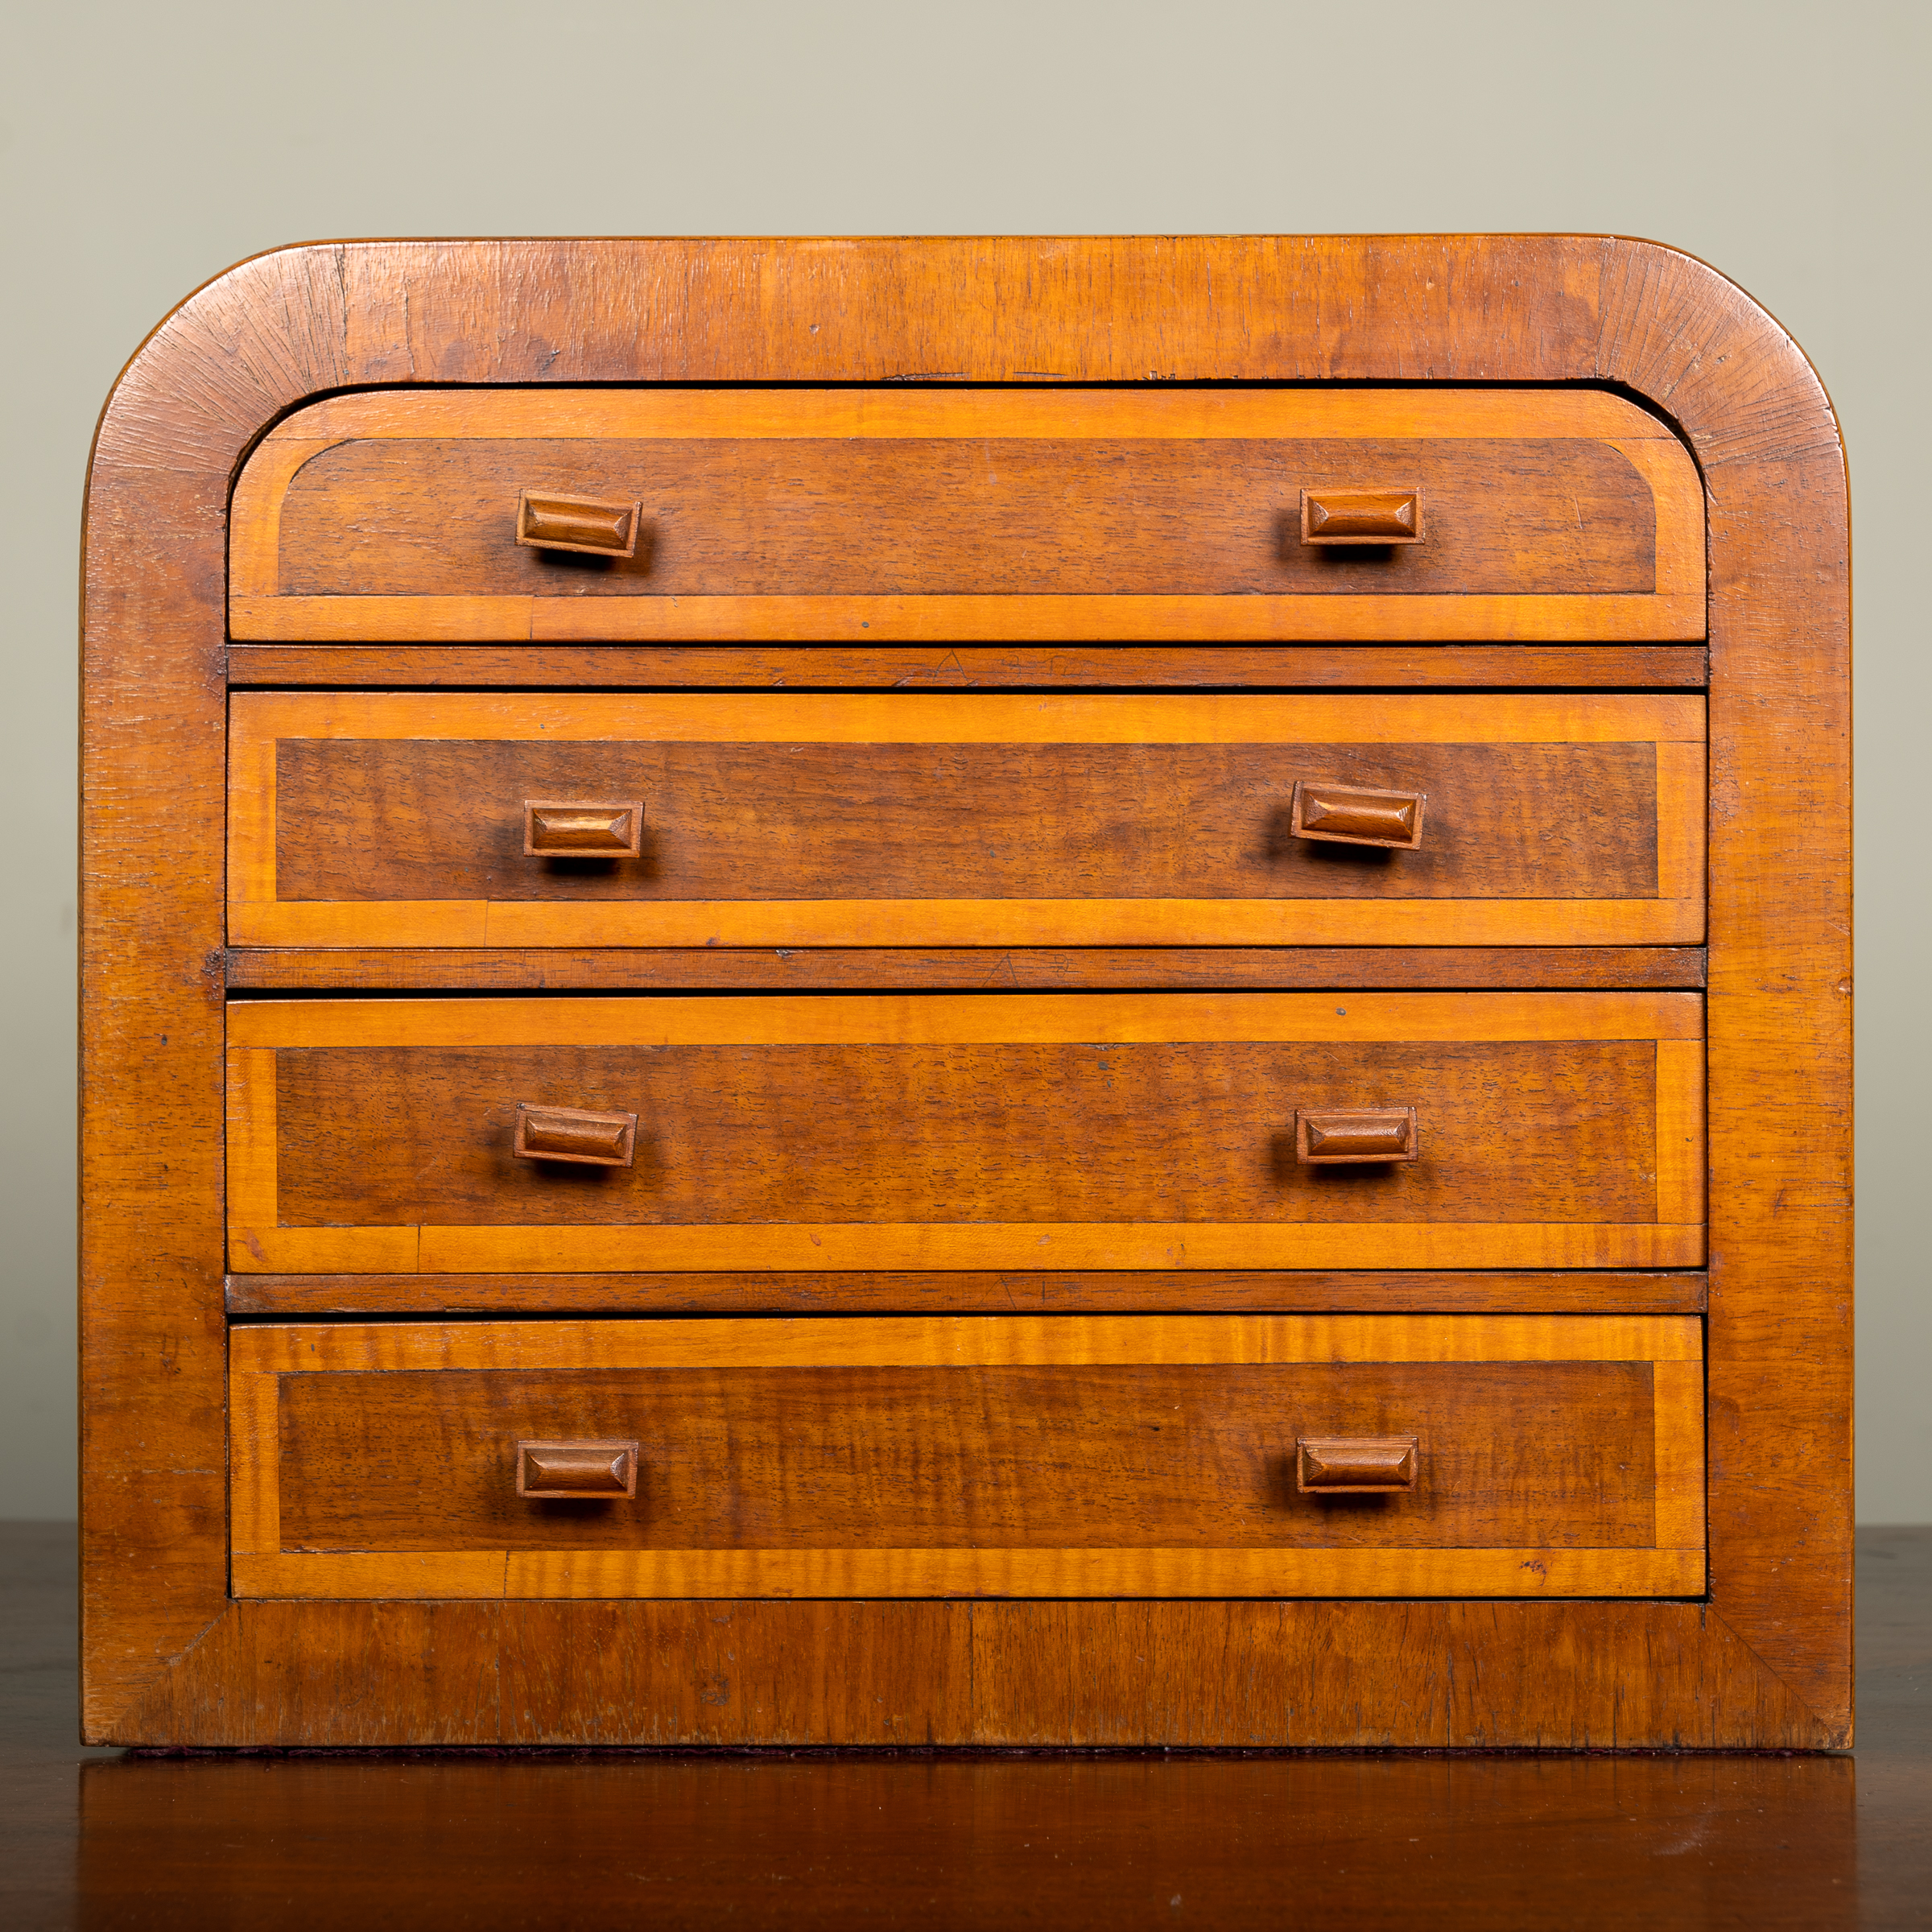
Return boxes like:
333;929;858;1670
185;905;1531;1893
227;693;1705;948
229;1315;1706;1600
228;389;1703;643
225;993;1705;1274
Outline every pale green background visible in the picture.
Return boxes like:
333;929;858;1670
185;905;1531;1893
2;1;1922;1517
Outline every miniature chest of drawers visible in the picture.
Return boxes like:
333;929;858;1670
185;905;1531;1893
80;236;1851;1748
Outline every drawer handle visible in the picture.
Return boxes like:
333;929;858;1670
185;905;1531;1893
524;799;645;857
1300;488;1423;544
517;1440;638;1498
1295;1107;1419;1164
1290;779;1426;849
516;489;642;558
1297;1435;1419;1493
513;1103;638;1167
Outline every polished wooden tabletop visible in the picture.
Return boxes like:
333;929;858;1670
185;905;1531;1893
3;1526;1925;1929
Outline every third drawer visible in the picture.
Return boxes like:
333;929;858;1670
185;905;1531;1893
227;691;1706;948
225;990;1705;1275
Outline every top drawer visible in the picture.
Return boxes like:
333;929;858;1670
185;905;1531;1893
228;390;1703;645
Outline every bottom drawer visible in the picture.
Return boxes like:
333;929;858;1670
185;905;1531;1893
230;1315;1705;1601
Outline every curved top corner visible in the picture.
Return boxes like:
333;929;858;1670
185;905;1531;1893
1586;235;1844;476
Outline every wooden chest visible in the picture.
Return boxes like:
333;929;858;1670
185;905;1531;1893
80;237;1851;1748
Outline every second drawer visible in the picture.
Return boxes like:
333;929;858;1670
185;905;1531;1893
227;692;1706;948
225;991;1705;1275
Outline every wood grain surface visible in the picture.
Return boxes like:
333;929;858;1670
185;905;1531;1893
81;235;1847;1747
224;989;1707;1046
229;1313;1702;1601
67;1749;1867;1924
229;690;1703;950
105;1595;1829;1747
224;992;1705;1274
229;1311;1707;1371
233;711;1700;950
230;386;1702;642
230;593;1707;646
229;1547;1708;1602
225;1266;1710;1316
221;943;1711;993
261;1042;1667;1224
225;642;1713;689
268;438;1653;595
238;382;1675;451
271;741;1662;902
270;1362;1664;1550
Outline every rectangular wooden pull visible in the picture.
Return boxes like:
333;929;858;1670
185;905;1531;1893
1290;779;1426;848
524;799;645;857
517;1440;638;1498
515;489;642;557
1300;488;1423;543
1295;1107;1419;1164
1297;1436;1419;1493
513;1103;638;1167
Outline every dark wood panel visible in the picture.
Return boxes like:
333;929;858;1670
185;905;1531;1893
273;436;1657;599
221;944;1710;991
276;1360;1657;1553
226;1266;1711;1315
273;1039;1663;1228
227;642;1713;688
275;738;1662;905
71;1751;1863;1928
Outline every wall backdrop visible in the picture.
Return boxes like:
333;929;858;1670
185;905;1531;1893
3;0;1922;1517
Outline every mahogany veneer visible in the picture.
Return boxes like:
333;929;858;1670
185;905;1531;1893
224;992;1705;1274
229;388;1703;642
230;1316;1704;1602
80;235;1850;1748
229;691;1704;949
